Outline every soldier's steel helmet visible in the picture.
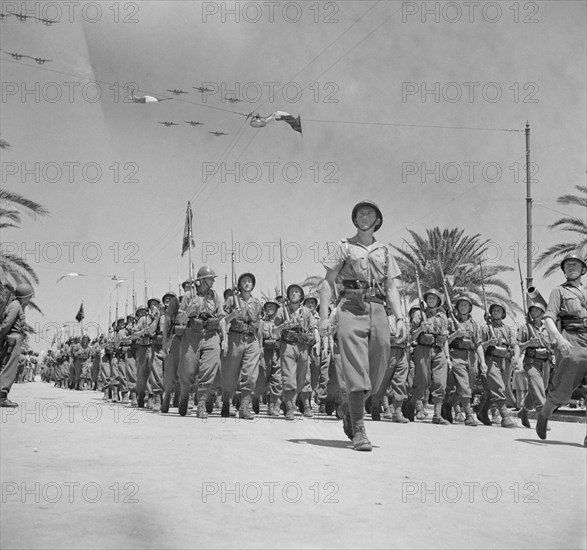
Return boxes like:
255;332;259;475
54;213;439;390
147;297;161;308
238;273;256;290
303;295;319;306
560;253;587;275
423;288;443;306
182;279;194;290
286;284;305;302
196;265;217;280
162;291;177;303
352;200;383;232
528;302;546;314
15;283;34;299
454;295;473;308
263;299;279;310
135;305;147;316
489;301;507;318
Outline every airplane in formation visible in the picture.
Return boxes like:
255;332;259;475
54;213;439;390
209;131;228;136
159;121;179;127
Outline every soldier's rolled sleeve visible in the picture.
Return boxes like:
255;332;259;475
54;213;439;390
321;242;347;273
385;249;402;284
544;287;563;321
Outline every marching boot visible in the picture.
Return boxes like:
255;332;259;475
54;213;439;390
137;391;145;408
196;391;208;419
102;387;110;401
432;402;450;425
214;393;222;410
120;392;130;405
536;399;556;439
205;392;215;414
453;403;465;423
352;422;372;452
518;406;531;428
490;403;501;424
221;391;234;418
381;396;393;420
364;396;372;414
267;395;277;416
130;391;138;407
391;400;409;423
75;380;81;391
302;393;313;418
404;400;415;422
462;399;478;427
283;391;296;421
325;398;335;416
160;390;171;413
476;393;492;426
371;398;381;421
178;393;190;417
252;396;260;415
172;390;180;409
498;402;516;428
111;384;119;403
152;393;162;413
145;394;153;410
441;402;453;423
415;400;426;421
239;393;256;420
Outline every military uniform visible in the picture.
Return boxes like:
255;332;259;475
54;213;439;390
71;337;92;390
536;253;587;443
177;267;223;418
0;284;33;406
275;285;317;421
408;290;450;424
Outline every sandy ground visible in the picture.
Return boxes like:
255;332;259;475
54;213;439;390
1;382;586;550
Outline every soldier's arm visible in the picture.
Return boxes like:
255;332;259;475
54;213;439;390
0;302;20;341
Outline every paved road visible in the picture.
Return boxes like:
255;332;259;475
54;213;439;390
1;382;585;550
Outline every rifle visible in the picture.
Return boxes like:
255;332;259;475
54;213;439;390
231;230;241;312
478;260;496;340
279;238;291;321
517;258;545;348
414;267;425;312
437;254;459;328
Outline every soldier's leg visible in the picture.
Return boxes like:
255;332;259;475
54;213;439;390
410;345;432;420
161;335;180;413
177;330;200;416
238;336;260;419
389;347;410;422
451;352;476;426
220;333;244;417
295;345;312;418
484;356;515;428
268;348;282;415
134;345;150;407
0;336;22;405
195;333;221;419
149;346;165;412
280;342;299;421
430;348;449;424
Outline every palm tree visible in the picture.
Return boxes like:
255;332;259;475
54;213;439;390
1;188;49;315
534;185;587;277
393;227;519;316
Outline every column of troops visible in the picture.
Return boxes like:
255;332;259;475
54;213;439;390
39;257;585;439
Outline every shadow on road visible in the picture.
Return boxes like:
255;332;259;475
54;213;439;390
288;438;375;450
516;438;586;449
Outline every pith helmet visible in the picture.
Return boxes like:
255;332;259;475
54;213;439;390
196;265;217;280
352;200;383;232
238;273;256;290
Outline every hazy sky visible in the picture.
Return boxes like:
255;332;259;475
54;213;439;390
1;0;585;349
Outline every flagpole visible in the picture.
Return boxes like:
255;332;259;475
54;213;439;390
188;207;194;283
143;263;148;304
108;293;112;333
80;300;84;334
115;286;119;322
132;272;137;313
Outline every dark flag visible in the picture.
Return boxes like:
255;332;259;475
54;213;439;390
181;201;195;257
273;111;302;134
75;302;84;323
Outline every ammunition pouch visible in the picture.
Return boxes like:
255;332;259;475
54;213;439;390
187;318;204;331
173;324;186;337
417;333;436;347
205;318;220;331
281;329;300;344
525;347;550;360
488;346;507;358
230;319;256;335
297;332;315;346
450;338;475;351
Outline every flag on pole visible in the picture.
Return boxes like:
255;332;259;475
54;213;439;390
75;302;85;323
182;201;195;257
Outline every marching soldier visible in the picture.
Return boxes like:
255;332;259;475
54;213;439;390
407;289;451;425
123;314;138;405
319;201;406;451
477;302;519;428
146;297;165;412
130;305;150;407
275;284;318;421
113;318;130;403
302;295;322;409
71;335;92;391
516;301;553;428
253;298;282;416
176;266;224;418
0;283;34;407
445;295;480;426
536;252;587;445
221;273;262;420
161;291;183;413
